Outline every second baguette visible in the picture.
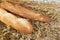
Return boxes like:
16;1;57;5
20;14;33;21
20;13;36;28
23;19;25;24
0;8;33;34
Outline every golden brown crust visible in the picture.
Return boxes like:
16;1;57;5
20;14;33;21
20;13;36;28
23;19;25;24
1;2;51;22
0;8;33;34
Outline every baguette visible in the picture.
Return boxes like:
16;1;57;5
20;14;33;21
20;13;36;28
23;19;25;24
0;8;33;34
0;2;51;22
